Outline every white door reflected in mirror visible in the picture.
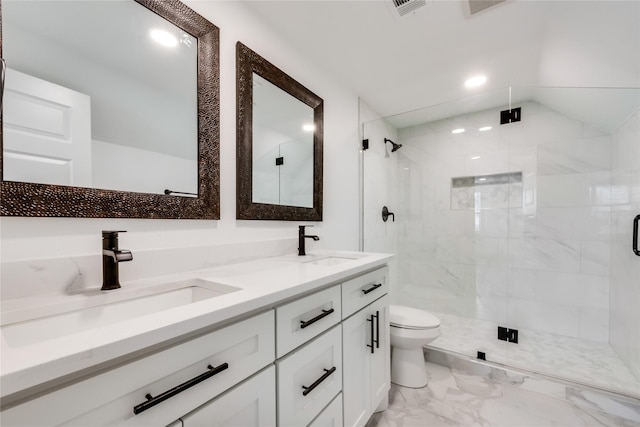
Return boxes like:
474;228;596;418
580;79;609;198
3;69;92;187
1;0;198;195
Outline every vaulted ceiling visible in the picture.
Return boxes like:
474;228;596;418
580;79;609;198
244;0;640;120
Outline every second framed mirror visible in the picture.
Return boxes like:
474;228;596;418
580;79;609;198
236;42;323;221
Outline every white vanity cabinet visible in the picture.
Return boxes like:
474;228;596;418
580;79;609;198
275;284;341;358
178;366;276;427
341;268;389;319
341;268;390;427
1;259;392;427
0;310;275;427
276;322;342;426
308;393;343;427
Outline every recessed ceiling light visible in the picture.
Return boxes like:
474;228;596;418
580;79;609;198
479;126;492;131
471;156;481;160
302;124;316;132
464;75;487;88
451;128;465;134
150;29;178;47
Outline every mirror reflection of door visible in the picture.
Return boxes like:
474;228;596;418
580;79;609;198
1;0;198;195
3;69;92;187
252;73;314;208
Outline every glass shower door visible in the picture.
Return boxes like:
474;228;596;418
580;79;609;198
361;86;640;399
361;88;514;366
504;86;640;397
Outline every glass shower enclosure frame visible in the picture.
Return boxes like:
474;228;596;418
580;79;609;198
361;86;640;399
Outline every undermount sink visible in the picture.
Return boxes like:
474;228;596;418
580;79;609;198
1;279;240;348
305;256;358;266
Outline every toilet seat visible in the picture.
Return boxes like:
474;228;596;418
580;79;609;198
390;305;440;330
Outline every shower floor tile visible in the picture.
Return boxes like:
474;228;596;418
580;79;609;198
366;362;639;427
429;312;640;399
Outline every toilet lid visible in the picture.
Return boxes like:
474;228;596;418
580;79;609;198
390;305;440;329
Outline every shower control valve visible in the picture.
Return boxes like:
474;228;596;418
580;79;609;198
382;206;395;222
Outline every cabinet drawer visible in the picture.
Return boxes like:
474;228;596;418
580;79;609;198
309;393;343;427
341;267;388;319
1;310;275;427
180;366;276;427
277;325;342;427
276;284;341;357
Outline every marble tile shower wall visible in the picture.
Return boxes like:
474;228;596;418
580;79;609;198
610;111;640;380
395;101;614;343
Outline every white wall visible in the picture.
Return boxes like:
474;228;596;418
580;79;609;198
92;140;198;195
0;2;360;265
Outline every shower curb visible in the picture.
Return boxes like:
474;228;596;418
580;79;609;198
424;346;640;423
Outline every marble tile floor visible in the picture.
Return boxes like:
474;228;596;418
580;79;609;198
366;362;640;427
429;312;640;399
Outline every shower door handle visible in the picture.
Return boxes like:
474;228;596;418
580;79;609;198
634;215;640;256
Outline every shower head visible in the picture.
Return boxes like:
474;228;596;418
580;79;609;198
384;138;403;152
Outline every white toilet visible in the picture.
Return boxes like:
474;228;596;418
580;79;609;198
389;305;440;388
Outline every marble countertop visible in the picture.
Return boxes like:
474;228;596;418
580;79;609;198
0;250;392;400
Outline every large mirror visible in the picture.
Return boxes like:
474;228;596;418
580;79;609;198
236;42;323;220
0;0;220;219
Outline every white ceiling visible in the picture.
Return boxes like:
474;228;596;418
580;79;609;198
243;0;640;122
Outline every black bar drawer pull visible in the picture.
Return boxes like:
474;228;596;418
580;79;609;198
300;308;334;329
362;283;382;295
367;314;375;354
133;363;229;415
634;214;640;256
374;310;380;349
302;366;336;396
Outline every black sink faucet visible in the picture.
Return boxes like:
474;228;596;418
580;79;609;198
102;230;133;290
298;225;319;256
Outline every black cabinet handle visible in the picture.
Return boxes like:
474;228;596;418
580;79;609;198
133;363;229;415
634;214;640;256
362;283;382;295
366;314;375;354
374;310;380;349
300;308;334;329
302;367;336;396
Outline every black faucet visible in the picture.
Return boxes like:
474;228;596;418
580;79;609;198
102;230;133;291
298;225;319;256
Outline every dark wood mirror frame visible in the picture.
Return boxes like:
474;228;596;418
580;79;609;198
0;0;220;219
236;42;323;221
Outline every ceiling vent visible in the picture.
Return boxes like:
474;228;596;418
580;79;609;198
388;0;429;19
466;0;507;16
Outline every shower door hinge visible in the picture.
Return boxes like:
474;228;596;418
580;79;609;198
500;107;521;125
275;156;284;166
497;326;519;343
362;139;369;150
